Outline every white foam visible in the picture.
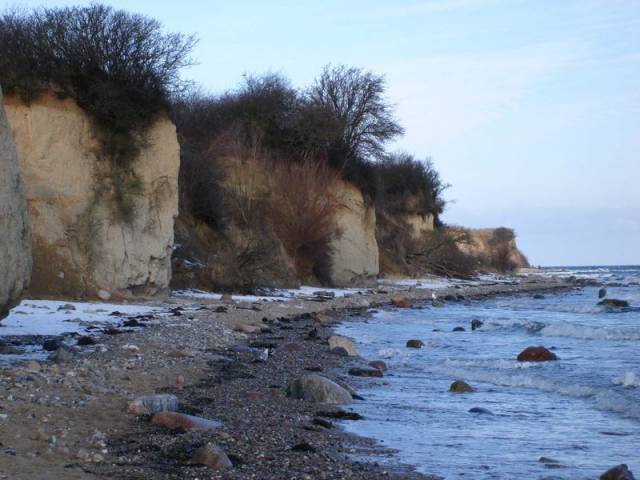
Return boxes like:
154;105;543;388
613;371;640;388
540;323;640;341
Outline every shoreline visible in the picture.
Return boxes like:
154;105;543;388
0;275;574;480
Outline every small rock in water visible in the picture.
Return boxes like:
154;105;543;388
449;380;475;393
191;443;233;470
369;360;388;372
471;319;483;330
127;394;179;415
600;464;636;480
348;367;383;378
328;335;358;356
468;407;494;415
406;339;424;349
598;288;607;298
452;326;466;332
533;294;545;299
42;339;61;351
58;303;76;311
598;299;629;308
517;346;558;362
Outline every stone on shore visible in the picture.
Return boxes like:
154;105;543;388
598;299;629;308
234;324;262;334
392;298;413;309
348;367;383;378
406;339;425;349
369;360;388;372
517;346;558;362
600;464;636;480
127;394;178;415
191;443;233;470
286;374;352;405
328;335;358;356
151;412;222;432
449;380;475;393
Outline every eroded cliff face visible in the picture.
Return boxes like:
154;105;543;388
0;88;31;317
328;181;379;286
403;213;434;240
459;227;529;271
4;93;179;299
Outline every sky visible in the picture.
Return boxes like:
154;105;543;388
5;0;640;266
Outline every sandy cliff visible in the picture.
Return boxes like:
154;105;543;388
0;87;31;317
3;93;179;299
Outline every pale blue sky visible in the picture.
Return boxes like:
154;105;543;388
6;0;640;266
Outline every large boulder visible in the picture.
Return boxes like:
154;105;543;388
286;374;352;404
598;299;629;308
3;92;179;299
517;346;558;362
327;180;379;287
0;87;31;319
328;335;358;357
600;464;636;480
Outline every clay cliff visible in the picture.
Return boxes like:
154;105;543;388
3;93;180;300
0;87;31;317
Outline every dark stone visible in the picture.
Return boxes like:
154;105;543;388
533;294;545;299
369;360;388;372
471;319;483;330
517;346;558;362
406;339;424;349
598;299;629;308
316;410;363;420
77;336;97;346
452;326;466;332
291;442;316;452
348;367;383;378
330;347;349;357
42;339;61;351
468;407;494;415
598;288;607;298
600;464;636;480
312;418;333;429
449;380;475;393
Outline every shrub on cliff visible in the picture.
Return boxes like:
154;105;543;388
0;4;195;213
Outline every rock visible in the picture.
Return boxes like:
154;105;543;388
328;335;358;356
52;348;74;364
452;326;466;332
392;298;414;309
348;367;383;378
598;288;607;299
406;339;424;349
449;380;475;393
517;346;558;362
313;290;335;298
58;303;76;311
432;299;445;307
471;319;483;330
468;407;494;415
327;181;379;287
286;374;352;405
369;360;388;372
77;336;97;346
312;312;333;326
0;86;31;320
191;443;233;470
42;339;61;351
151;412;222;432
292;441;316;452
97;289;112;301
598;299;629;308
4;92;179;299
234;324;261;334
330;347;350;357
600;464;635;480
533;294;545;299
127;394;179;415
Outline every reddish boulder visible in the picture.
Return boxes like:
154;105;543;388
191;443;233;470
517;346;558;362
369;360;388;372
151;412;222;431
392;298;414;309
600;464;635;480
348;367;383;378
406;339;425;349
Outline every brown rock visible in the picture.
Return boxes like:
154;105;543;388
369;360;388;372
234;324;262;334
449;380;475;393
600;464;636;480
151;412;222;432
191;443;233;470
348;367;383;378
286;374;352;404
598;299;629;308
392;298;414;309
328;335;358;356
406;339;425;349
517;346;558;362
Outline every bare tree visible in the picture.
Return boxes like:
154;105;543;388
307;65;404;163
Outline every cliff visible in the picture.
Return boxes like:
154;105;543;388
3;93;180;299
458;227;530;272
0;87;31;317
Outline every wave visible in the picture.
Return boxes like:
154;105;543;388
539;323;640;341
613;372;640;388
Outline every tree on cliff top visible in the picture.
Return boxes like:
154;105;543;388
0;4;196;167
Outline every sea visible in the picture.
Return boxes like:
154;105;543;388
338;266;640;479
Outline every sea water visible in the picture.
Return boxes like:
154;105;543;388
338;266;640;479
